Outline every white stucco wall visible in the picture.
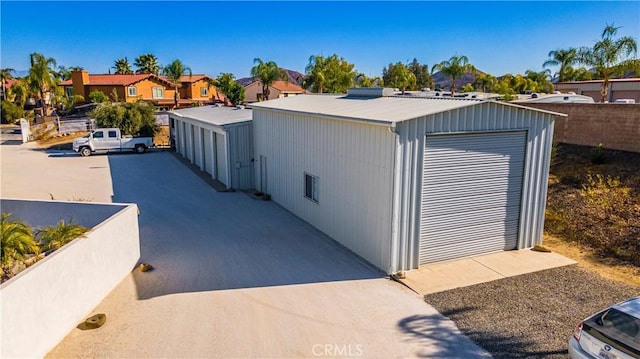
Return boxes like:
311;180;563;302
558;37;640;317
0;200;141;358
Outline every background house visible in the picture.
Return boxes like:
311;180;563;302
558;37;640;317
159;74;223;106
61;70;175;107
168;105;254;190
250;88;562;274
62;71;222;109
243;80;305;103
554;78;640;103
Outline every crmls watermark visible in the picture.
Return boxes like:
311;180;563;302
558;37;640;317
312;344;363;357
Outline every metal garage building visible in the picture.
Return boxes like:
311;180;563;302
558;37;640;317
250;88;564;274
169;105;254;190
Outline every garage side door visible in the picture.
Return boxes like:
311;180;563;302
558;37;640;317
419;131;527;265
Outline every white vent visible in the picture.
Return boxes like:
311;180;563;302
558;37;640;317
236;105;245;110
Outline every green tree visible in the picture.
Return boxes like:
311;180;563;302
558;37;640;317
92;102;158;137
578;23;638;102
1;68;15;101
461;83;474;92
383;62;416;93
36;219;89;252
8;81;29;107
251;58;288;100
27;52;58;111
113;57;134;75
525;70;553;93
305;54;354;94
355;73;381;88
1;101;24;124
1;213;38;279
162;59;192;109
408;58;434;90
88;90;109;103
432;55;476;97
134;53;160;75
473;73;496;93
543;48;577;82
211;73;245;106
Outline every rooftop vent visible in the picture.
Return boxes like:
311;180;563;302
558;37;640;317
236;105;245;110
347;87;396;98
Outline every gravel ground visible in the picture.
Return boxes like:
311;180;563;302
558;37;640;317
424;265;640;359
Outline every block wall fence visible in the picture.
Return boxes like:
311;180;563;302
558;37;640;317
521;103;640;153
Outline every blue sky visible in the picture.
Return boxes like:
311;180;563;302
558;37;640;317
1;1;639;79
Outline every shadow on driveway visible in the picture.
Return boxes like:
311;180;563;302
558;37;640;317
108;151;384;300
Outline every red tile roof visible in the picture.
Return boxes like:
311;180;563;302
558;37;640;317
270;80;304;93
60;74;173;87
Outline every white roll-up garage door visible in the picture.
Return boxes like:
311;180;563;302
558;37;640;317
419;131;527;265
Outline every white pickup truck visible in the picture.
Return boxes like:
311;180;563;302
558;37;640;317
73;128;154;157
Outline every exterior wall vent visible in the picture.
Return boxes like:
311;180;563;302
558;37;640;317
347;87;396;98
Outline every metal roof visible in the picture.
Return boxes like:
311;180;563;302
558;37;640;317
249;93;566;125
169;105;252;127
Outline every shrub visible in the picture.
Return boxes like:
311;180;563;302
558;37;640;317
1;100;24;124
88;90;108;103
36;218;89;252
590;143;606;164
91;102;158;137
1;213;38;281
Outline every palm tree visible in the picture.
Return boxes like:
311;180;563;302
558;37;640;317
432;55;476;97
36;219;89;252
8;81;28;107
473;73;496;93
250;58;288;100
162;59;192;109
27;52;57;111
54;65;72;81
578;23;638;102
113;57;134;75
543;48;577;82
134;53;160;75
1;68;15;101
525;70;554;93
1;213;38;279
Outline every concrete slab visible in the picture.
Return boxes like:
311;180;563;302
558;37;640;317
402;250;577;295
1;135;490;358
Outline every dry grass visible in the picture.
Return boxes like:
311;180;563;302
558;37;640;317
37;132;88;150
545;143;640;285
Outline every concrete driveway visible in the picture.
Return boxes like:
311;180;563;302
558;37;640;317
1;136;490;358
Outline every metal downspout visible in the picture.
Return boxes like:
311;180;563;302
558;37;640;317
388;124;401;274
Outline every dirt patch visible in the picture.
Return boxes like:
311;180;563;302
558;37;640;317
545;143;640;267
37;132;88;150
425;265;639;359
544;234;640;288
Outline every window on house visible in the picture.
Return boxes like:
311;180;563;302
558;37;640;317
127;86;137;97
304;173;319;203
108;130;117;138
200;87;208;97
152;87;164;99
65;87;74;98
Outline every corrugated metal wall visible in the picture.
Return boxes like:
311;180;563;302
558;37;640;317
169;116;254;190
253;109;396;271
394;102;555;272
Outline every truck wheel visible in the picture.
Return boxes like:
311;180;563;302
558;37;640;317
135;144;146;154
80;147;91;157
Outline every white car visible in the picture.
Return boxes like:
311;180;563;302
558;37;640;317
569;296;640;359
